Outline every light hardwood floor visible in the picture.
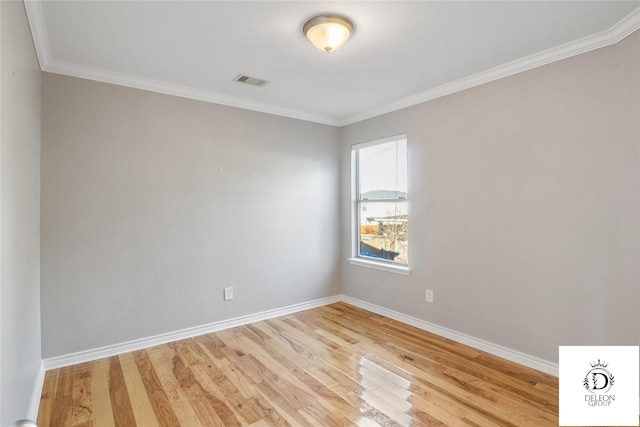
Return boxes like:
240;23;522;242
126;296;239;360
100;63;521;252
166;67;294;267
38;302;560;426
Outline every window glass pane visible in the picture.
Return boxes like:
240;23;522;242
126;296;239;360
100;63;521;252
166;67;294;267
358;140;407;199
359;201;408;264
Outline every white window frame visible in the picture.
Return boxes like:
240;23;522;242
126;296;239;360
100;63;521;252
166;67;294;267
348;134;410;275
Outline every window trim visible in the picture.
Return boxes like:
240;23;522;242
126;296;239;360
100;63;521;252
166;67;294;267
347;257;410;275
350;134;410;275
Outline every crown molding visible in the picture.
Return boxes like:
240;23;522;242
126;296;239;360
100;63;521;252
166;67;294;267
338;6;640;126
23;0;50;69
22;0;338;126
23;1;639;128
43;59;340;126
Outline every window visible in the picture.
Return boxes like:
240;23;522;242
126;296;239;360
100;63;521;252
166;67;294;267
351;135;408;272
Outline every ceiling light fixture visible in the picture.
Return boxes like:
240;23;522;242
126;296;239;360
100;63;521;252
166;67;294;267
303;14;353;53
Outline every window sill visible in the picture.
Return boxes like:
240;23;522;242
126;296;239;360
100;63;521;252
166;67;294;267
348;258;411;276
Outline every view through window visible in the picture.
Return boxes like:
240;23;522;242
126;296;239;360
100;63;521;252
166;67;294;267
354;136;408;265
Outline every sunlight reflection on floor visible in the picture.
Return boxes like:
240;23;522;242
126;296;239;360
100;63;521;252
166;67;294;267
358;354;416;427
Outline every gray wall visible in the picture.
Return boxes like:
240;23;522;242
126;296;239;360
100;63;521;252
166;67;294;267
40;27;638;368
340;32;640;363
41;73;341;357
0;0;42;424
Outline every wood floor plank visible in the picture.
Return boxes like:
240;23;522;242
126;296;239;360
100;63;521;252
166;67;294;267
50;366;74;427
237;326;366;424
276;314;484;427
294;305;532;426
118;353;162;427
171;347;240;426
145;344;203;427
108;356;137;427
37;369;59;427
313;304;532;424
278;312;481;426
187;351;265;424
196;335;292;425
132;349;183;427
223;329;351;425
70;364;93;426
39;302;565;426
89;360;116;427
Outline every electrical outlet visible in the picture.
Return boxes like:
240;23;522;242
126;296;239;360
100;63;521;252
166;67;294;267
426;289;434;303
224;287;233;301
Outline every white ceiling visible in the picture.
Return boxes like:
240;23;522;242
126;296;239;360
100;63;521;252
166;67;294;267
26;1;640;126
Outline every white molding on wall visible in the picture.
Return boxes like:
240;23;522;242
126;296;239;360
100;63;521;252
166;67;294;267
43;59;341;127
26;300;640;421
29;294;640;418
610;5;640;42
341;295;560;377
41;293;559;375
42;295;341;370
338;7;640;126
22;0;50;70
27;361;45;421
22;1;640;128
21;0;338;127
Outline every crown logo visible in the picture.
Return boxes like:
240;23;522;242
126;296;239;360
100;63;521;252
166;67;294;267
590;359;608;369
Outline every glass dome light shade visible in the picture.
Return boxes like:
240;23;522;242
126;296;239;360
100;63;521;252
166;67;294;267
303;15;353;53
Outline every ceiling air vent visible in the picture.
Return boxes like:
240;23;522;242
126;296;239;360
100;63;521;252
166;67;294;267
232;73;270;88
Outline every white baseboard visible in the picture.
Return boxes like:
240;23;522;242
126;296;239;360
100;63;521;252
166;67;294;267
42;295;341;370
43;293;557;375
32;292;562;421
27;361;45;421
341;295;559;377
32;292;640;421
41;293;559;374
